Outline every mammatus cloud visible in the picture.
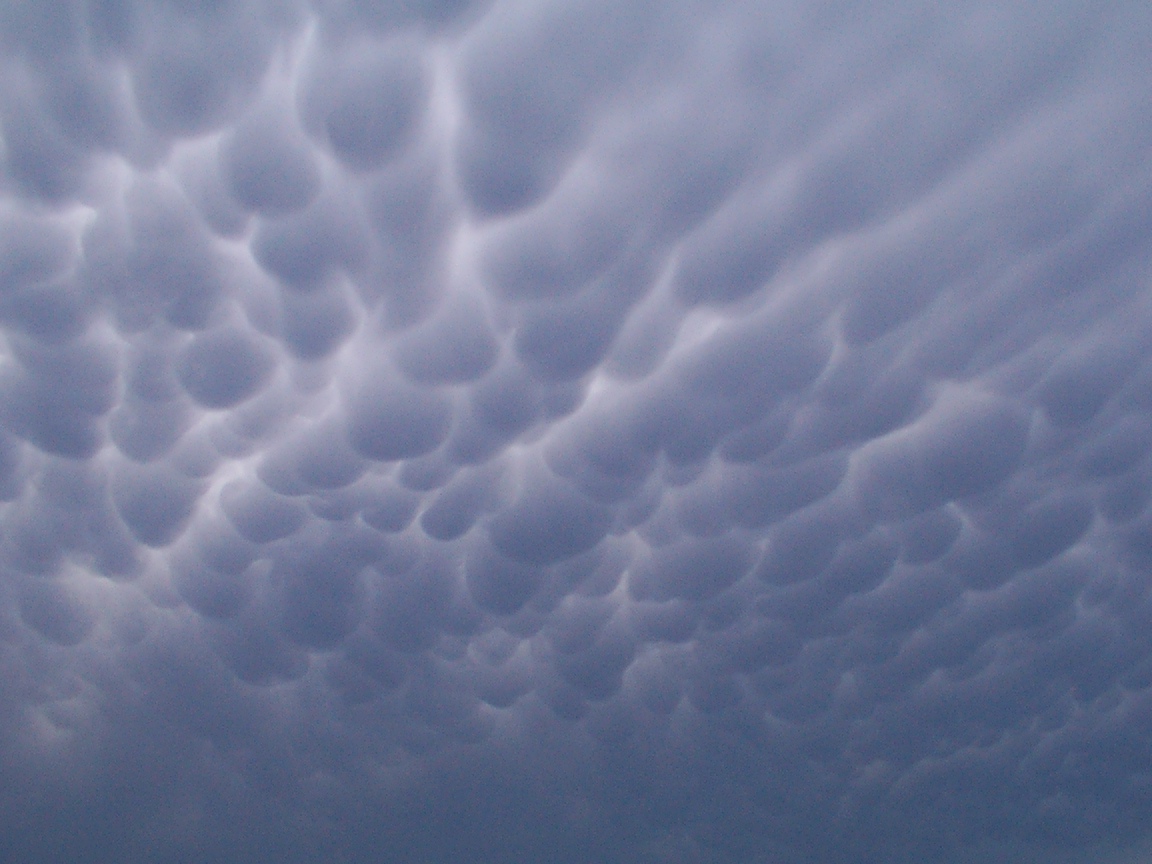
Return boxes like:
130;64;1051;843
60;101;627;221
1;1;1152;861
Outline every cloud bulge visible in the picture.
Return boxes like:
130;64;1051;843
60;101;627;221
1;0;1152;862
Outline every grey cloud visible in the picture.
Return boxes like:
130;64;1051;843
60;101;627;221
277;281;359;359
218;95;321;216
127;0;296;137
1;336;117;458
419;460;503;540
219;478;308;543
344;358;454;461
2;1;1152;863
487;457;613;566
251;185;371;291
629;535;756;603
110;457;205;546
18;575;96;646
390;290;499;384
309;0;490;39
298;35;427;172
259;415;368;491
175;326;277;409
455;0;658;215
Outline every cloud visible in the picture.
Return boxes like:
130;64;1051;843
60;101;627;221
1;0;1151;862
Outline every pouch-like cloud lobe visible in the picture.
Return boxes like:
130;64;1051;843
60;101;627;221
1;1;1152;862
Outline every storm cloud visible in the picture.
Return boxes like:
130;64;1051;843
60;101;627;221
2;1;1152;862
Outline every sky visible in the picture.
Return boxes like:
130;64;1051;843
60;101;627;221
1;0;1151;862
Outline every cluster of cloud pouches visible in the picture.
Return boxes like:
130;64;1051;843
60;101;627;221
2;0;1152;861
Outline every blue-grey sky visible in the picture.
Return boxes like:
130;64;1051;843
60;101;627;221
1;1;1152;862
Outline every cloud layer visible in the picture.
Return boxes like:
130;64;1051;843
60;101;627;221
2;1;1152;861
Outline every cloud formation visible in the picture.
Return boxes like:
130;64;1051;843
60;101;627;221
1;0;1152;861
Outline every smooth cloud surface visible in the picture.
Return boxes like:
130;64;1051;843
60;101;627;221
1;1;1152;862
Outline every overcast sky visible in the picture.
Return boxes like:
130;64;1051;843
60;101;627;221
1;1;1152;862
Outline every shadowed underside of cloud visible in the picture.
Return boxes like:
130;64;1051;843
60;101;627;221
2;0;1152;862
